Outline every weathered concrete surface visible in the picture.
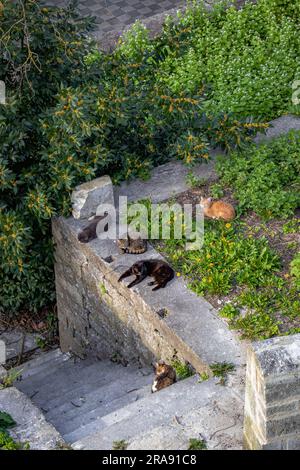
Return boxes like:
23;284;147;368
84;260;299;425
254;114;300;143
114;114;300;205
0;386;65;449
114;153;218;204
14;349;153;444
52;215;246;376
0;328;41;362
71;175;114;219
243;334;300;450
72;373;244;450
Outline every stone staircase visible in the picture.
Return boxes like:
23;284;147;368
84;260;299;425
6;347;245;450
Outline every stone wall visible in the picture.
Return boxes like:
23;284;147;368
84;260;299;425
243;334;300;450
52;212;243;373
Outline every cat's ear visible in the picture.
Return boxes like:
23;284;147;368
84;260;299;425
207;197;212;203
158;359;165;365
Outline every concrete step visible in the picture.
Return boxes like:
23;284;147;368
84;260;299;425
0;386;65;450
33;364;150;413
46;367;151;426
16;357;122;405
127;400;243;450
72;375;244;449
63;383;151;443
15;348;71;382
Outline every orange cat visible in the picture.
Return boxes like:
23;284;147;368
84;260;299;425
200;197;235;221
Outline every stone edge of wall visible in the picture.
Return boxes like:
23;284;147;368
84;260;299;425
243;334;300;450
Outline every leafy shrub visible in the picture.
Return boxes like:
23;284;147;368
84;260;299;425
157;0;300;118
0;410;29;450
0;0;96;313
216;131;300;219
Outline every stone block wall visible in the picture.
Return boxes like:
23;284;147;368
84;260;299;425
243;334;300;450
52;216;195;368
52;213;243;373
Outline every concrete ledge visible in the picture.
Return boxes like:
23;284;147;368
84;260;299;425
0;386;65;449
114;155;218;204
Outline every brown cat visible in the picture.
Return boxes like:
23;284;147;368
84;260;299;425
200;197;235;221
78;213;108;243
118;259;174;291
151;360;176;393
117;232;147;254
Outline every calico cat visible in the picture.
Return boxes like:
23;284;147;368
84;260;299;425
200;197;235;221
117;232;147;254
118;259;174;291
77;213;108;243
151;360;176;393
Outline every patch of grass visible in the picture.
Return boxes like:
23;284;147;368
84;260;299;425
0;369;22;389
112;439;128;450
198;371;210;382
219;304;240;320
185;172;207;189
171;359;194;380
230;312;280;341
282;219;300;235
209;183;224;199
226;284;300;339
290;253;300;289
164;220;281;297
188;438;207;450
210;362;235;385
216;131;300;220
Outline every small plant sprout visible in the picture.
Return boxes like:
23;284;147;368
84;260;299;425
210;362;235;385
171;359;194;380
112;440;128;450
186;172;206;189
188;437;207;450
0;369;22;389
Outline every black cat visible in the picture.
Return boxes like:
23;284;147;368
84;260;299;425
118;259;174;291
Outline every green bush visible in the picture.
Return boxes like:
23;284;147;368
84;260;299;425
216;131;300;219
0;0;96;312
157;0;300;118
